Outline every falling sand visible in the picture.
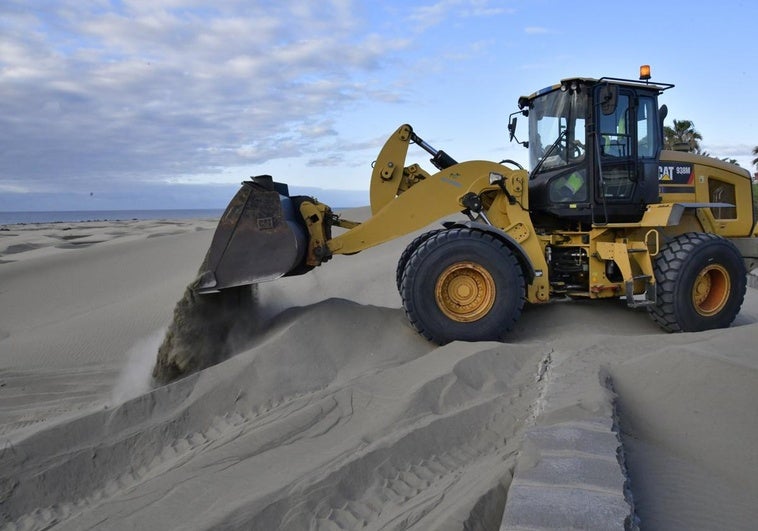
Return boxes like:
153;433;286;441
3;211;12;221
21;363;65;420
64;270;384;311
152;283;258;383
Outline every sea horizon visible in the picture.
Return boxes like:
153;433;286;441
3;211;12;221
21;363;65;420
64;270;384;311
0;208;224;226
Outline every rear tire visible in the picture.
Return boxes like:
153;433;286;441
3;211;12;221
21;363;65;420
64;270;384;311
648;232;746;332
400;228;525;344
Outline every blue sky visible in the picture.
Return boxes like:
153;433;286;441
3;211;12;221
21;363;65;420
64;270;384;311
1;0;756;211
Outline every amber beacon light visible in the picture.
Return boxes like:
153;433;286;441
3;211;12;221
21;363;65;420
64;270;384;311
639;64;651;81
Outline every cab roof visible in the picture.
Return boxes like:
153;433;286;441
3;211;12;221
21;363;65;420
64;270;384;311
519;76;674;108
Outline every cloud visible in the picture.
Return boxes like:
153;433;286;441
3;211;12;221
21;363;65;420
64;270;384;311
407;0;512;31
702;143;755;159
0;180;369;212
0;183;30;194
0;0;408;197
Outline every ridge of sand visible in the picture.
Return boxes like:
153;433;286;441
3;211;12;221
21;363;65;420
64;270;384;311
2;299;549;530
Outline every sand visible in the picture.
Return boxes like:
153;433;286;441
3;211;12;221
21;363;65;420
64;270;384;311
1;213;757;530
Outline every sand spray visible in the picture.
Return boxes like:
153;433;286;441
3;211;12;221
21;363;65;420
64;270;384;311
111;329;166;404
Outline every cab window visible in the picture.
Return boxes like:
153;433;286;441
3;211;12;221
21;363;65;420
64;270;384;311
636;96;656;158
599;94;630;158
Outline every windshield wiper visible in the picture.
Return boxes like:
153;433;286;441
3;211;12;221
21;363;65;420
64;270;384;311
533;129;567;175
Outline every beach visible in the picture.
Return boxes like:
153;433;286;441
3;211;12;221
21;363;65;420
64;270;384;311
1;213;757;530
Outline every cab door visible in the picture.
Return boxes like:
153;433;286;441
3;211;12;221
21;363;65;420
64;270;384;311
593;85;660;221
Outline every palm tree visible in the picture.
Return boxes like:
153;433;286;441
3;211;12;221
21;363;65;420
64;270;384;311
752;145;758;170
663;119;703;151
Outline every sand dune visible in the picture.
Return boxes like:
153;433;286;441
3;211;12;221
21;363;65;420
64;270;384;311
1;215;757;530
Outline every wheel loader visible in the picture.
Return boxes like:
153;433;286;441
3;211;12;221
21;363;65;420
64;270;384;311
193;67;758;344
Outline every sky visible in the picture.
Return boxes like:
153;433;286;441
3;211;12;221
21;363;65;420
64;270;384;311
1;0;757;211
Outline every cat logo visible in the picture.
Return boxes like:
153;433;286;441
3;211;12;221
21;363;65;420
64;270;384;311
658;163;693;184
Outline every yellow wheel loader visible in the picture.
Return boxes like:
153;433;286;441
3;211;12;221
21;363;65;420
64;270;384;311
193;68;758;344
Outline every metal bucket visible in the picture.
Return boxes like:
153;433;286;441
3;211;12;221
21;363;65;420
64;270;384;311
193;175;308;293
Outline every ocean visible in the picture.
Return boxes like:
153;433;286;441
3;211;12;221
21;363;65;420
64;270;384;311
0;209;224;225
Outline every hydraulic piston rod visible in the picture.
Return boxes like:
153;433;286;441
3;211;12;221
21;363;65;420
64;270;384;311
410;132;458;170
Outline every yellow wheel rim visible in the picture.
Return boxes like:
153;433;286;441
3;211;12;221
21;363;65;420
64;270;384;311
435;261;496;322
692;264;730;317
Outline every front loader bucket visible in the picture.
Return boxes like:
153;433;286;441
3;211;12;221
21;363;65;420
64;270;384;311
193;175;309;294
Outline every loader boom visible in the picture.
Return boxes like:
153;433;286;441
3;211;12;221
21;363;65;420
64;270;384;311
293;125;551;303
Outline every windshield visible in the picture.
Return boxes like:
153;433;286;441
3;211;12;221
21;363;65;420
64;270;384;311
528;88;588;174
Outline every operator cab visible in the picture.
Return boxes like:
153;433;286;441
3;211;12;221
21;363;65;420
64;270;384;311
509;68;673;226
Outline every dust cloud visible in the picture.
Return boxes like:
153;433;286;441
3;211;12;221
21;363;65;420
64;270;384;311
111;330;165;404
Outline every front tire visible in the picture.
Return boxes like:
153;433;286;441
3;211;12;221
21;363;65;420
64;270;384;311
648;232;746;332
395;229;444;292
400;228;525;344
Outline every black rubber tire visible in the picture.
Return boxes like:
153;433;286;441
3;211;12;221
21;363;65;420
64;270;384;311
400;227;525;344
647;232;747;332
395;229;444;292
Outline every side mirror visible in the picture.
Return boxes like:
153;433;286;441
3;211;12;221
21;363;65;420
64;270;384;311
659;104;668;146
507;111;529;148
599;84;618;115
508;116;517;141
